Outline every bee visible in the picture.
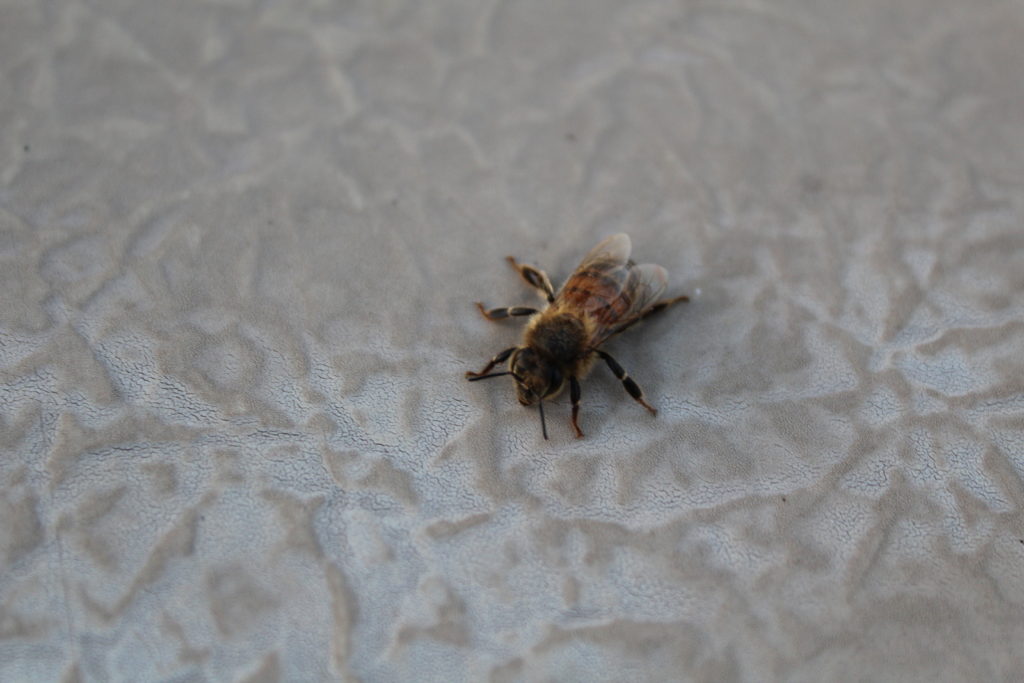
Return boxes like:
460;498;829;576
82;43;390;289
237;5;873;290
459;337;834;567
466;233;688;439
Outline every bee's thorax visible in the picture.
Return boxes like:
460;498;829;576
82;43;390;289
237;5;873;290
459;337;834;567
523;311;589;367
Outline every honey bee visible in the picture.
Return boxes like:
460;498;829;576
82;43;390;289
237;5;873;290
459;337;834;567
466;233;688;439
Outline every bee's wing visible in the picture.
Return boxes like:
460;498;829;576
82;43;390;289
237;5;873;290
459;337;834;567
588;262;667;344
555;234;634;315
625;263;668;313
578;233;632;268
556;234;669;346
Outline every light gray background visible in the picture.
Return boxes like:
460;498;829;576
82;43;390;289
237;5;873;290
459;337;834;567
2;0;1024;681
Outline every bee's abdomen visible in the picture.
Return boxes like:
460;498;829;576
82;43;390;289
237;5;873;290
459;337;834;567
526;313;587;366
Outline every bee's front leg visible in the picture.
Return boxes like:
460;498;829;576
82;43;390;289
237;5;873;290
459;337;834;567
569;376;584;438
465;346;517;379
475;302;538;321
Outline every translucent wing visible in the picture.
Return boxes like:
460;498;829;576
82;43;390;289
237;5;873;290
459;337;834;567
555;234;668;345
580;233;632;267
556;234;632;319
621;263;667;310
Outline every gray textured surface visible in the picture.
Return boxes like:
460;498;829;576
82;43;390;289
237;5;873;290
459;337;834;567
3;0;1024;680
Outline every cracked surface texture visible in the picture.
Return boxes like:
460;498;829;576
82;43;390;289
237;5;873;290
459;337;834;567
2;0;1024;680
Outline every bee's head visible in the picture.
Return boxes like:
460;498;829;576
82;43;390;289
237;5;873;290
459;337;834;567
465;346;564;439
510;348;563;406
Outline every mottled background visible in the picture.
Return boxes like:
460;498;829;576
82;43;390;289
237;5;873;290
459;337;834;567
2;0;1024;681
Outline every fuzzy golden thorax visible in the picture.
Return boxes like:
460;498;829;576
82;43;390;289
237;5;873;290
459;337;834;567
511;310;595;405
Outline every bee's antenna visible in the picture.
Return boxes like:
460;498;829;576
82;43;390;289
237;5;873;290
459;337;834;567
467;371;513;382
538;398;548;440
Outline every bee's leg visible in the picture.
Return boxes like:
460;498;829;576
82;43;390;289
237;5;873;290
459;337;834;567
465;346;517;379
641;294;689;320
475;302;539;321
569;376;584;438
611;295;690;336
596;350;657;415
506;256;555;303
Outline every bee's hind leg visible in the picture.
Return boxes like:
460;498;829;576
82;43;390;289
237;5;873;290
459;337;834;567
596;350;657;416
610;294;690;336
506;256;555;303
475;303;539;321
640;294;689;319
